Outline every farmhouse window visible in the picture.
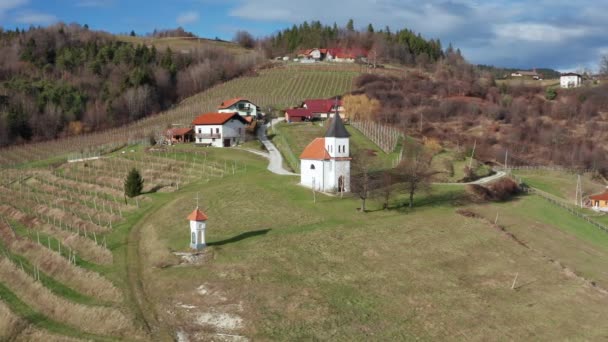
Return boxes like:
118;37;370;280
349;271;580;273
310;164;315;170
198;129;201;134
216;128;220;134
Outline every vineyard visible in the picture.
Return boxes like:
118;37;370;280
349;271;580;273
0;144;253;340
0;64;360;167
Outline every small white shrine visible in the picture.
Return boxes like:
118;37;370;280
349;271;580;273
187;206;208;250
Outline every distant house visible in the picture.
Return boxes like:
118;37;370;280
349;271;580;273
589;190;608;212
327;48;368;63
298;48;328;61
302;99;343;119
218;98;262;118
285;108;314;122
165;127;193;144
560;73;583;88
191;112;248;147
284;98;344;122
511;70;542;80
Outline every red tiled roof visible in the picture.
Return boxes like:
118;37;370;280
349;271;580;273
590;192;608;201
304;99;341;113
218;98;248;109
286;108;314;118
166;128;193;136
192;112;245;125
300;138;330;160
187;208;208;221
328;47;369;59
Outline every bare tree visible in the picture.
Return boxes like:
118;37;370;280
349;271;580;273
395;147;438;208
351;152;380;212
234;30;255;49
600;55;608;76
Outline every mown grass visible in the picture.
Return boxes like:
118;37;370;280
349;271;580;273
272;121;399;172
129;148;608;340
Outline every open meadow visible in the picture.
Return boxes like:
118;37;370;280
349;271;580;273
2;61;608;340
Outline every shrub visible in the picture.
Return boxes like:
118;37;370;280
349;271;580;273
545;87;557;100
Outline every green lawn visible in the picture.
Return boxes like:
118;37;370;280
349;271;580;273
130;148;608;341
272;121;399;172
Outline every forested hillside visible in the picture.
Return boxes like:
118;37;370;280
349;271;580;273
349;51;608;171
0;23;262;146
258;20;444;65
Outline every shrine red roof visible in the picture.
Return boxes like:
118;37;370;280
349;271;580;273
187;208;208;221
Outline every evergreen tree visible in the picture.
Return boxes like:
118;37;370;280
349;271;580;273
367;23;374;34
130;30;136;37
346;19;355;32
124;168;144;198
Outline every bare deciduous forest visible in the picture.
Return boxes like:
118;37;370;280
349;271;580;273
352;51;608;171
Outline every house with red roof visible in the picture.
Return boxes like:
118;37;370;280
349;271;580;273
217;98;262;119
589;189;608;212
284;98;344;122
300;114;351;192
327;47;369;63
191;112;248;147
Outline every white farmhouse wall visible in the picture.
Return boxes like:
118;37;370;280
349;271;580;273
560;75;582;88
194;119;245;147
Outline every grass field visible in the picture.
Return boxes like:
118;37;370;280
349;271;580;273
2;58;608;340
129;149;608;340
272;121;400;172
496;78;560;87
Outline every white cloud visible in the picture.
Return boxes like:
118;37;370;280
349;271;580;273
0;0;27;17
228;0;608;70
495;23;588;43
14;11;58;24
176;11;200;25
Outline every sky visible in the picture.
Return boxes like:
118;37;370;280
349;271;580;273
0;0;607;71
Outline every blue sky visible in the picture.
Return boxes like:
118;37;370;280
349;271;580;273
1;0;607;71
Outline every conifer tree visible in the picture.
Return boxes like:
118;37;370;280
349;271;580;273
124;168;144;199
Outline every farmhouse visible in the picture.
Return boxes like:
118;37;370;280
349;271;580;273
285;98;344;122
302;99;343;118
218;98;262;118
511;70;541;79
298;48;328;60
165;127;193;144
327;47;369;63
560;73;583;88
192;112;248;147
299;113;351;192
589;190;608;212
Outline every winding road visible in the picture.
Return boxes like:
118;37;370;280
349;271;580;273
247;119;298;176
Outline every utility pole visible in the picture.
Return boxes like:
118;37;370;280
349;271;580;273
504;150;508;172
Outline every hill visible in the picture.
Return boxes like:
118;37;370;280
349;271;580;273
0;64;360;167
0;23;262;147
2;52;608;339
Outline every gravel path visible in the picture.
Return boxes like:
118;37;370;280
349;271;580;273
253;119;298;176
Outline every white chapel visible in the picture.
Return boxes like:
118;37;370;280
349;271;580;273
299;114;351;192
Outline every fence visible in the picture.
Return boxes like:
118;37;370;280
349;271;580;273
350;121;402;153
523;186;608;234
502;165;596;174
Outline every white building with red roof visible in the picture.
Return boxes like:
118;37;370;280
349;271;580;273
217;98;262;118
299;114;351;192
188;207;208;250
192;112;248;147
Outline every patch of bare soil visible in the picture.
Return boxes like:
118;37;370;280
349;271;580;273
167;283;248;341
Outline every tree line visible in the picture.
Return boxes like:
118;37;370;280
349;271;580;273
0;23;262;147
253;19;445;65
